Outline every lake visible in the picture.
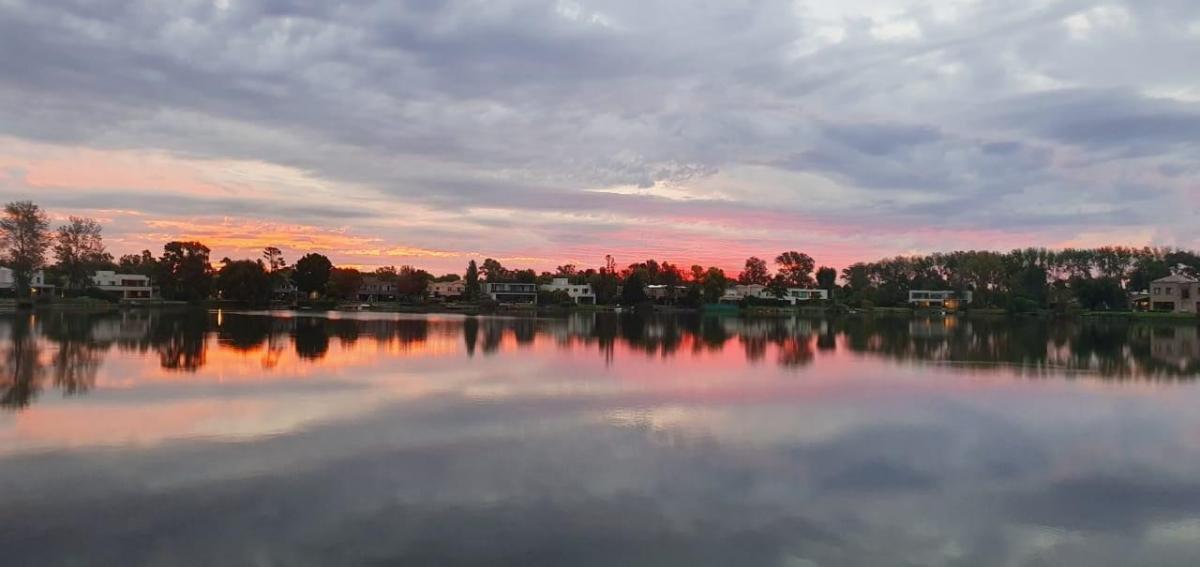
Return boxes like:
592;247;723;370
2;310;1200;566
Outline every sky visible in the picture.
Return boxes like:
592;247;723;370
1;0;1198;275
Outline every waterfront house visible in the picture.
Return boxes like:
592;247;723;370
784;289;829;304
0;268;56;296
485;282;538;304
1150;274;1200;314
92;270;154;300
908;290;973;309
722;284;828;305
430;280;466;299
540;278;595;304
646;284;689;302
357;276;398;302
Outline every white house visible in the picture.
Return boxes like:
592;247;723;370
540;278;595;304
722;284;828;305
784;288;829;303
485;282;538;304
908;290;973;309
0;267;55;295
92;270;154;300
430;280;466;299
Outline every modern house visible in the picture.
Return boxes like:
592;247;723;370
908;290;973;309
92;270;154;300
646;285;689;301
357;276;398;302
485;282;538;304
1150;274;1199;314
0;268;56;296
430;280;466;299
784;288;829;303
721;284;828;305
540;278;595;304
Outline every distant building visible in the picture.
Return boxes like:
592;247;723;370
784;289;829;303
540;278;595;304
485;282;538;304
908;290;973;309
0;268;56;296
646;285;689;301
357;276;398;302
721;284;828;305
1150;274;1199;314
430;280;466;299
92;270;154;300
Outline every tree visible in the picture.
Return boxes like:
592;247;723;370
701;267;730;303
0;201;52;298
118;250;158;277
739;256;770;285
157;241;213;302
293;253;333;296
54;217;111;291
215;259;272;306
465;260;480;300
775;251;816;287
816;266;837;295
621;272;649;305
327;267;363;300
395;265;432;297
481;258;507;282
434;273;461;282
262;246;286;272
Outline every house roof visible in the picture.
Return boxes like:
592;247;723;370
1153;274;1199;284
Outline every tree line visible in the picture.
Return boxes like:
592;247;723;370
3;200;1197;310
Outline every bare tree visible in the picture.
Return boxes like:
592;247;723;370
0;201;51;298
54;216;110;291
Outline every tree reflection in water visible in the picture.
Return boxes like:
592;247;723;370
0;310;1198;410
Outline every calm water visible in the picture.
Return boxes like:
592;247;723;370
2;310;1200;566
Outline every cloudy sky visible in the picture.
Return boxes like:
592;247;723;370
1;0;1198;273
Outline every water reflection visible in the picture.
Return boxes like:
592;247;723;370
1;311;1199;410
2;310;1200;566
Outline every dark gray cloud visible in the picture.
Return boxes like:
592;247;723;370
0;0;1198;260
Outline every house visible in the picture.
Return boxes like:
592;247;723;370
92;270;154;299
721;284;769;303
719;285;825;305
1150;274;1200;314
646;285;689;301
0;268;56;296
908;290;973;309
485;282;538;304
430;280;466;299
784;289;829;304
540;278;595;304
357;276;398;302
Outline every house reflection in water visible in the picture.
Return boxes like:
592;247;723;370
1151;326;1200;370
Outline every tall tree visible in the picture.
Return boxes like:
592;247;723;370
621;272;649;305
215;259;272;306
464;260;480;300
739;256;770;285
327;267;363;300
118;250;158;276
701;267;730;303
262;246;287;272
293;253;333;296
480;258;507;282
54;216;111;291
157;241;213;302
816;266;837;295
775;251;816;287
0;201;52;299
